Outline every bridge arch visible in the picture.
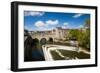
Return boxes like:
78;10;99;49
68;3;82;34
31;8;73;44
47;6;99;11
40;38;47;45
48;37;53;44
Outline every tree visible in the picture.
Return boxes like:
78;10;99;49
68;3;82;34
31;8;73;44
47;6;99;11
68;29;79;40
84;19;90;29
77;29;90;51
66;28;90;51
66;19;90;51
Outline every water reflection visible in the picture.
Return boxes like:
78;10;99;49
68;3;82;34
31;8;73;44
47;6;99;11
24;36;45;62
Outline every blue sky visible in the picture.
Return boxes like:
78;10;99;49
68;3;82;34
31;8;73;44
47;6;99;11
24;11;90;31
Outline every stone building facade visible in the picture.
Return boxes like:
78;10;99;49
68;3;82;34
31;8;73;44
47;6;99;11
28;27;69;42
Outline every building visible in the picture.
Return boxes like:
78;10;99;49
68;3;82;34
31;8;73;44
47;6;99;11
27;27;69;42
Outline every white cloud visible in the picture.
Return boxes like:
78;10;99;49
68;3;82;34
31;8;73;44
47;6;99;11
73;14;83;18
34;20;59;31
34;21;46;27
24;11;44;16
62;22;69;29
62;26;67;29
78;25;84;28
63;22;69;25
46;20;59;25
35;20;59;28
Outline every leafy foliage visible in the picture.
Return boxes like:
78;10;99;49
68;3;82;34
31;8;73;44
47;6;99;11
66;19;90;51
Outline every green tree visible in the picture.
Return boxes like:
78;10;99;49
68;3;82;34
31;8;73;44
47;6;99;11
68;29;79;40
84;19;90;29
77;19;90;51
77;29;90;51
66;27;90;50
66;19;90;51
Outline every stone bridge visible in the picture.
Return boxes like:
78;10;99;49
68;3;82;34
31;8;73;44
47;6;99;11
28;27;69;43
30;33;55;42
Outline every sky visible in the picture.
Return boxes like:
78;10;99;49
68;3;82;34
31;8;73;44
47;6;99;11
24;11;90;31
